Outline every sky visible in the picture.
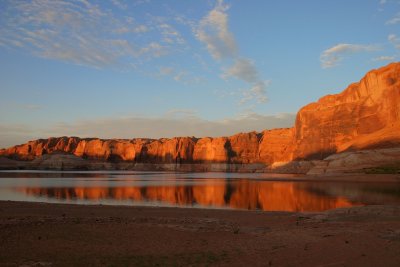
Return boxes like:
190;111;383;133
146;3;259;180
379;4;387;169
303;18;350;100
0;0;399;148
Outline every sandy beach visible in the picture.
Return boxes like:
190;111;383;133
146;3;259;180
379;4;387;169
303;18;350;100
0;200;399;267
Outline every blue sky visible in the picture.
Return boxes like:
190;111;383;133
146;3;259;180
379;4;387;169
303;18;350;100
0;0;399;148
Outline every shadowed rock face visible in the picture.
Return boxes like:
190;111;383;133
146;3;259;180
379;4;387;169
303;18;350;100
1;63;400;167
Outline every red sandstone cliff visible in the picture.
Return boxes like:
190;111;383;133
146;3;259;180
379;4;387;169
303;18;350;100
294;62;400;160
1;63;399;168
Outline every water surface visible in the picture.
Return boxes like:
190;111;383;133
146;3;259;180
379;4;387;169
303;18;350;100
0;170;399;212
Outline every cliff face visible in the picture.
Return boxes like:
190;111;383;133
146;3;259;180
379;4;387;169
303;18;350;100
293;62;400;159
1;63;400;167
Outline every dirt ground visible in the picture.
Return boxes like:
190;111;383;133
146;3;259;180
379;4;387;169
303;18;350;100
0;201;399;267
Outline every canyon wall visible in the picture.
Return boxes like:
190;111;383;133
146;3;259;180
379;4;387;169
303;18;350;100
293;62;400;159
1;63;400;169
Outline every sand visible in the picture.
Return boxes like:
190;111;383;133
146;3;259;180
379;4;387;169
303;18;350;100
0;200;399;267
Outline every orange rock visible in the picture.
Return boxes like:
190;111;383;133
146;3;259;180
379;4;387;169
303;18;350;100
258;128;294;163
228;132;260;163
192;137;229;162
293;62;400;160
142;137;196;163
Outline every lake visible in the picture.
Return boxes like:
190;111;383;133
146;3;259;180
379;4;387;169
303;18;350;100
0;170;399;212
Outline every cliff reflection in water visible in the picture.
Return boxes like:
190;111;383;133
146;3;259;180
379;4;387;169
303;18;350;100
18;179;354;211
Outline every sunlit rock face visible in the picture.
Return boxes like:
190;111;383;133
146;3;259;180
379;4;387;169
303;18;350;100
228;132;260;163
1;63;400;168
293;62;400;160
258;128;295;163
136;137;197;163
192;137;229;162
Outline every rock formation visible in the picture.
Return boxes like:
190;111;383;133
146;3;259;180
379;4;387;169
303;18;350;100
1;62;400;172
293;62;400;160
307;148;400;175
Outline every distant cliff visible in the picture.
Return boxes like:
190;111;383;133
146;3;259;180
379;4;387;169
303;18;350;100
1;62;400;171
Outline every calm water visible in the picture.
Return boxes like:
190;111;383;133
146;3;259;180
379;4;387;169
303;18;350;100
0;170;400;212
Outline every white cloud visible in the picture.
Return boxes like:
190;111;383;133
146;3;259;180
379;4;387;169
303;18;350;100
133;0;151;6
372;55;395;61
159;66;174;75
249;81;269;103
173;72;186;82
0;112;296;148
195;0;237;60
0;0;173;69
388;34;398;42
223;58;258;83
50;112;295;141
386;13;400;24
223;58;270;103
159;23;185;45
111;0;128;10
195;0;269;105
114;25;149;34
157;66;203;85
165;109;198;118
380;0;387;4
388;34;400;50
320;43;379;68
240;81;270;104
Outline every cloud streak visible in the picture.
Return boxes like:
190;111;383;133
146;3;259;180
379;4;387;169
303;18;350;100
320;43;379;68
222;58;270;103
388;34;400;50
0;112;296;148
196;0;269;104
195;0;237;60
0;0;179;69
386;12;400;25
372;55;395;61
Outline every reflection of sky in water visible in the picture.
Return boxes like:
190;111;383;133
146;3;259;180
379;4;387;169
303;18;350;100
0;171;399;212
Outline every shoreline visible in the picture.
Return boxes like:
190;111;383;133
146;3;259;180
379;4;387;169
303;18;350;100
1;169;400;183
1;200;399;266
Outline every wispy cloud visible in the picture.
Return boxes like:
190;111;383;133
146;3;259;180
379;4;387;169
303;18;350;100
114;25;149;34
0;0;176;69
372;55;395;61
223;58;258;83
111;0;128;10
320;43;379;68
0;112;296;148
49;112;295;140
386;12;400;24
133;0;151;6
388;33;400;50
223;58;269;103
159;66;174;76
159;23;185;45
165;108;198;118
158;66;203;84
196;0;269;104
195;0;237;60
388;34;398;42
